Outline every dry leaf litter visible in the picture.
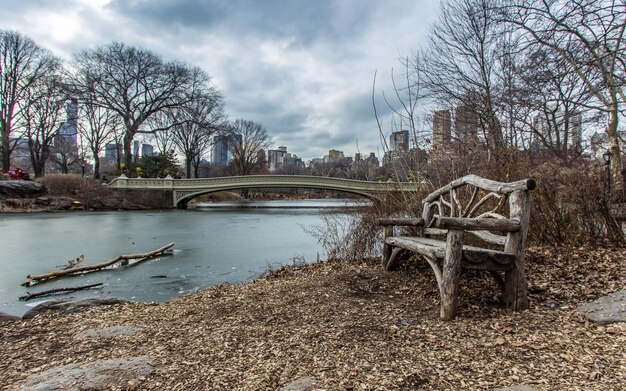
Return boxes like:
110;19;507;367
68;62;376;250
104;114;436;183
0;245;624;390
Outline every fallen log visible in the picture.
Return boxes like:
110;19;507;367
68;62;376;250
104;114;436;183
19;283;103;301
60;255;85;270
24;242;175;286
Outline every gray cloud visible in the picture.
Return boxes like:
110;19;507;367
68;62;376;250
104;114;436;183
0;0;440;160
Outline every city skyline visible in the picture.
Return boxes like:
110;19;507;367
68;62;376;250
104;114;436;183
0;0;440;161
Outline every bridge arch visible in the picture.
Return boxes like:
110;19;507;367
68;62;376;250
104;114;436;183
109;174;420;209
175;185;380;208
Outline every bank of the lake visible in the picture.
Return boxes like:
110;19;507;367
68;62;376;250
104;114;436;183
1;245;624;390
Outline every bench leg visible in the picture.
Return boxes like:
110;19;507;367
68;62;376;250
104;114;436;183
440;229;463;320
381;226;394;269
385;248;404;271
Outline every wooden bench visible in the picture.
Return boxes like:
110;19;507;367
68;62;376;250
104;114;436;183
378;175;536;320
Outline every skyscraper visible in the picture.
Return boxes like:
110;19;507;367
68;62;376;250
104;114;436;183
454;104;479;142
390;130;409;152
432;109;451;150
211;133;242;165
56;99;78;145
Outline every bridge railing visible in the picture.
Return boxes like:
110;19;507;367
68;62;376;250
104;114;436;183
109;174;423;193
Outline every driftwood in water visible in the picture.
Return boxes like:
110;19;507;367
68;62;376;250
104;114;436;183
19;283;103;301
24;242;175;286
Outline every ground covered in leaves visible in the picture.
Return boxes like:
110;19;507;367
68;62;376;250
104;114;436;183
1;245;625;390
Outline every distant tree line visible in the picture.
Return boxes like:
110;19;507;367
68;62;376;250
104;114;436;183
0;32;270;178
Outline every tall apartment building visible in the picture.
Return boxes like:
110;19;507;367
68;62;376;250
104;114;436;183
104;143;122;161
432;109;451;150
267;146;288;171
56;99;78;146
141;143;155;157
211;133;242;165
455;104;479;142
389;130;409;152
325;149;345;164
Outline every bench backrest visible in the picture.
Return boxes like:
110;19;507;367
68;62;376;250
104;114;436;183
421;175;536;251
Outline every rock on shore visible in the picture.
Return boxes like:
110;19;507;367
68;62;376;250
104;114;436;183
0;180;46;198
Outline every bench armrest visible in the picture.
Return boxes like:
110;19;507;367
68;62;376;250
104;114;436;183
434;216;520;232
376;218;425;227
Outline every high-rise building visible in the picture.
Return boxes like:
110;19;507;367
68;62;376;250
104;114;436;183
365;152;379;166
432;109;451;150
455;104;479;142
390;130;409;152
267;146;288;171
569;110;582;152
141;143;155;157
211;133;242;165
212;135;229;165
56;99;78;146
325;149;344;164
104;143;122;161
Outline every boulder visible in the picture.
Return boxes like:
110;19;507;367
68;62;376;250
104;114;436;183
0;180;46;198
35;197;51;206
10;356;156;391
278;377;319;391
577;289;626;325
22;297;130;320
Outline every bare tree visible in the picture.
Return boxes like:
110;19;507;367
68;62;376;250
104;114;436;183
418;0;507;157
228;119;271;176
517;47;593;162
77;97;120;179
147;113;175;156
170;92;224;178
69;42;200;173
50;135;80;174
499;0;626;185
19;72;66;177
0;30;59;172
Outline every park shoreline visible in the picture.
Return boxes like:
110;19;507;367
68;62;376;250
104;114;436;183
1;245;624;390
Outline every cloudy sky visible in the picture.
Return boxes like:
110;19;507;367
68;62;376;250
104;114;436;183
1;0;440;161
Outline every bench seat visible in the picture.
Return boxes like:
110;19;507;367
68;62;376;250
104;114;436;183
385;236;516;271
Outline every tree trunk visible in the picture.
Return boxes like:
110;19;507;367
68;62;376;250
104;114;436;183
123;131;134;177
1;126;10;172
93;155;100;179
607;104;623;189
185;156;192;178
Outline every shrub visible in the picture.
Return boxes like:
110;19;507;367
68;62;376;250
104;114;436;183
36;174;85;196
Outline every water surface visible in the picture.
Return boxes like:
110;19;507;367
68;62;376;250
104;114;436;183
0;199;356;316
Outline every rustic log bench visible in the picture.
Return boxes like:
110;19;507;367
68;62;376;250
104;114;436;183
378;175;536;320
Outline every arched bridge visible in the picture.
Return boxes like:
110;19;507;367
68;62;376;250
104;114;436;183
109;174;421;208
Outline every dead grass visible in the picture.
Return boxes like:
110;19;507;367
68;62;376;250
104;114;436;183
1;245;624;390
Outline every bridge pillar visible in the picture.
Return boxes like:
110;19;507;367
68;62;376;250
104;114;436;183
176;197;189;209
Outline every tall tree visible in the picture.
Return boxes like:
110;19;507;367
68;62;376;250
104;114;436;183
228;119;271;176
499;0;626;185
0;30;59;172
170;90;225;178
77;97;120;179
19;72;66;177
418;0;506;157
69;42;199;173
